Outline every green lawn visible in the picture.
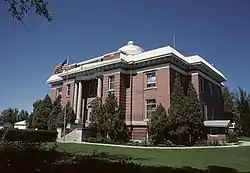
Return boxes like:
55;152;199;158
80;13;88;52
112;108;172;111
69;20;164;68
238;136;250;141
56;143;250;172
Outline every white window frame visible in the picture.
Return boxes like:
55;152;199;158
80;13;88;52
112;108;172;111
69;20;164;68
200;78;205;93
56;87;62;97
66;84;71;97
145;99;156;120
108;76;115;90
146;72;156;88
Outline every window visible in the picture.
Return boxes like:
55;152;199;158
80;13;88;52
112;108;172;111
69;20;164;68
108;76;115;90
201;102;208;120
200;78;205;93
56;88;62;97
146;72;156;88
208;82;213;95
146;99;156;119
89;82;97;96
66;84;71;97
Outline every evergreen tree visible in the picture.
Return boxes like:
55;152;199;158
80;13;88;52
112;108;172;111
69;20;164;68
234;87;250;136
33;95;52;130
148;104;168;144
184;83;205;144
48;95;62;130
26;113;34;129
57;101;76;128
168;77;187;144
222;86;239;128
31;99;43;129
89;97;107;138
103;92;129;142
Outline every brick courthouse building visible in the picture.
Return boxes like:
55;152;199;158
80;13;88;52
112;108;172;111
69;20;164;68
47;41;227;140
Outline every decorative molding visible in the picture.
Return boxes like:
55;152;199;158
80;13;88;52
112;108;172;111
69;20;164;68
135;63;170;73
51;84;63;89
63;79;75;85
190;72;222;87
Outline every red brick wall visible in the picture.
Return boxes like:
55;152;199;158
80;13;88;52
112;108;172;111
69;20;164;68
61;83;74;108
132;127;147;140
102;73;129;118
207;134;227;142
130;67;171;122
193;74;224;120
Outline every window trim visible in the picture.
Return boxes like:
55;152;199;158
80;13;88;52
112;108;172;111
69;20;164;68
56;87;62;97
108;75;115;91
66;84;71;97
145;99;156;120
146;71;156;88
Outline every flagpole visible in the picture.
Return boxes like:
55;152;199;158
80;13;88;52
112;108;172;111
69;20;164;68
63;56;69;142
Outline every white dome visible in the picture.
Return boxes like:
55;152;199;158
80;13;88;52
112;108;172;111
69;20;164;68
118;41;144;55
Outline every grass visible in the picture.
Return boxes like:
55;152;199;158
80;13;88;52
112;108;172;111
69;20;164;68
238;136;250;141
56;143;250;172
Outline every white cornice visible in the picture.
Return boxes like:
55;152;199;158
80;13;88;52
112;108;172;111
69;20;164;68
190;72;222;87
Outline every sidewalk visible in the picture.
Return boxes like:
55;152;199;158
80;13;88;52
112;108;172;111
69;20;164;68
58;141;250;150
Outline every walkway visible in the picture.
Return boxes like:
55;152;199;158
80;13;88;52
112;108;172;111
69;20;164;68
58;140;250;149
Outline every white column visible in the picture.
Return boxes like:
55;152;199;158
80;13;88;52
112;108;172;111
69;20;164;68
76;81;82;123
73;82;78;114
97;77;102;98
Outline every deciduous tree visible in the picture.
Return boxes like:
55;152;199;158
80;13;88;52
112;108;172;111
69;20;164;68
4;0;51;21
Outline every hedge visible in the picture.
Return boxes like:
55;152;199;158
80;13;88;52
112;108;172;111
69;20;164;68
0;129;58;142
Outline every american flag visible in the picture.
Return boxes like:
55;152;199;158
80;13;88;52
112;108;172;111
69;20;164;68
53;58;68;74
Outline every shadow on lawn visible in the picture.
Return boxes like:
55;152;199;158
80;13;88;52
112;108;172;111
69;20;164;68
0;149;249;173
91;151;154;162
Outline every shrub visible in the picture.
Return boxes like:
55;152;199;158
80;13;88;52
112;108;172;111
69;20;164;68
207;140;224;146
228;131;238;143
0;129;57;142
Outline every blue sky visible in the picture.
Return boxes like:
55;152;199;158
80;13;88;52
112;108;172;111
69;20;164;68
0;0;250;112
